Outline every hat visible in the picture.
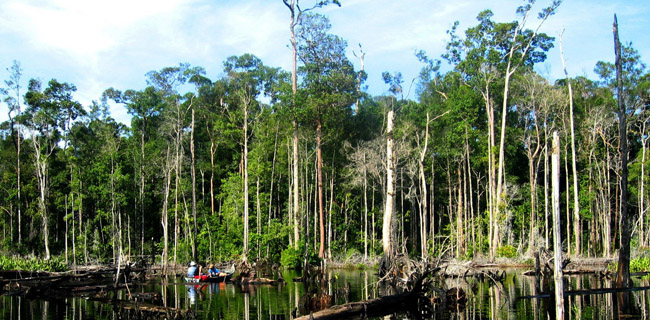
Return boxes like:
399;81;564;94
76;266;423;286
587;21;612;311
209;264;214;268
190;261;197;266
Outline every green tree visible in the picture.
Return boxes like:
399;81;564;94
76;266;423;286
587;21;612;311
297;13;357;259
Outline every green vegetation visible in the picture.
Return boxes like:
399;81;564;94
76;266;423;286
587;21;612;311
496;245;518;259
609;257;650;273
0;1;648;270
0;255;67;272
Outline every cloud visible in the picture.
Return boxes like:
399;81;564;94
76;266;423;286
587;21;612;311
0;0;648;124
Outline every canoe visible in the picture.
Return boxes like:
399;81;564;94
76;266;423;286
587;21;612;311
185;273;232;283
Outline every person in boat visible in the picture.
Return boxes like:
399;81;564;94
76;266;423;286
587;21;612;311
187;261;198;278
208;263;229;277
208;264;219;277
187;261;208;281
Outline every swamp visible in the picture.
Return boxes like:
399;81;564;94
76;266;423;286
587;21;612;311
1;0;650;318
2;260;650;319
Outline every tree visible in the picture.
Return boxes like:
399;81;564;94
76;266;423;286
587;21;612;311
2;61;23;244
24;79;83;259
297;13;357;259
613;14;631;288
442;1;559;258
282;0;341;251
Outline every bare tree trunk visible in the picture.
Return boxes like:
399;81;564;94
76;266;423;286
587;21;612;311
191;108;198;261
111;154;117;264
640;120;648;246
283;0;301;251
364;155;368;260
383;109;396;258
544;136;550;249
614;14;631;288
173;102;182;265
140;128;146;256
33;138;50;260
559;29;581;257
551;131;564;319
418;113;430;259
161;144;173;275
564;140;571;256
457;165;464;257
243;96;250;262
317;119;326;259
256;175;261;259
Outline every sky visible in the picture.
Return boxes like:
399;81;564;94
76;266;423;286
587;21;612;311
0;0;648;126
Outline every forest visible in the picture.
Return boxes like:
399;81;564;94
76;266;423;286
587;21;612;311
0;0;649;277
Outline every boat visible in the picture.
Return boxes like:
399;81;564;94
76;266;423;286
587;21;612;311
184;264;236;283
185;272;232;283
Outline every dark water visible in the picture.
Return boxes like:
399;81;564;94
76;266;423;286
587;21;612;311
2;268;650;319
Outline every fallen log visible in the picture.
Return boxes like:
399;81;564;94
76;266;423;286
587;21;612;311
85;295;191;318
294;291;416;320
295;267;436;320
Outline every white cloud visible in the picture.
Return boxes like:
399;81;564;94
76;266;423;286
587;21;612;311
0;0;648;124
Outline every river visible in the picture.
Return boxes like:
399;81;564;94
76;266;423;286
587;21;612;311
1;268;649;319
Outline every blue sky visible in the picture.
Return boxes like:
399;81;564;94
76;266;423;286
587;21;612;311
0;0;648;125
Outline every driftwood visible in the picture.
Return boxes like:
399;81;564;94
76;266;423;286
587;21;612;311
86;295;192;319
295;265;437;320
294;291;417;320
232;261;284;286
0;265;137;298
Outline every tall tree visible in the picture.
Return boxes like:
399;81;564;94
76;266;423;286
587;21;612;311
493;0;561;259
2;61;23;244
297;13;357;259
282;0;341;250
613;14;631;288
24;79;82;259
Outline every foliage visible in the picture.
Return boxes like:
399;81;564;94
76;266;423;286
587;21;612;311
0;1;648;273
609;257;650;273
496;245;518;259
280;247;301;269
0;255;67;272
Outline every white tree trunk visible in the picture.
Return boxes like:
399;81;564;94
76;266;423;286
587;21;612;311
383;109;396;258
551;131;565;319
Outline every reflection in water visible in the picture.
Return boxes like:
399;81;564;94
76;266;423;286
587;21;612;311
2;269;650;319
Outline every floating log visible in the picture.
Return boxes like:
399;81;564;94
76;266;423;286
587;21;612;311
294;291;416;320
294;267;435;320
86;296;191;318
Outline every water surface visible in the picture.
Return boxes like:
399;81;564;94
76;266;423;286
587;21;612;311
2;268;649;319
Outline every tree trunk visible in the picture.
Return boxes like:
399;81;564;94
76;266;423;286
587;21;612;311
383;109;396;258
173;103;182;265
317;119;326;259
640;121;648;246
191;108;197;261
614;14;631;288
418;113;430;259
33;138;50;260
559;30;581;257
243;96;250;262
161;144;172;275
284;0;301;251
364;155;368;260
140;129;145;256
551;131;565;319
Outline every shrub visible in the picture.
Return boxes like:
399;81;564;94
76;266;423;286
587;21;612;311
280;247;300;269
631;256;650;273
0;255;67;272
496;245;517;259
608;256;650;273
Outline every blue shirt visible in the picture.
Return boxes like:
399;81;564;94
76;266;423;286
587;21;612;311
187;266;197;277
